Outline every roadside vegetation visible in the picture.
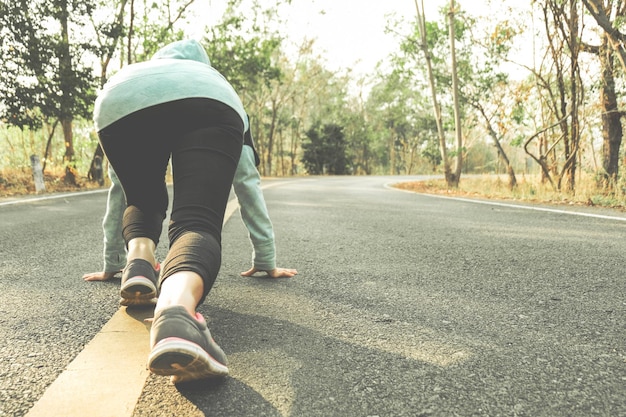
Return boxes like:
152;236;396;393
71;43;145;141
1;0;626;210
394;175;626;212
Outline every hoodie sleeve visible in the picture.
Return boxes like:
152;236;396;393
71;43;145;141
232;145;276;271
102;166;127;273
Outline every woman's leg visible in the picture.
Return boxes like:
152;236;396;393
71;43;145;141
148;99;243;383
98;106;173;304
98;110;171;243
156;99;244;315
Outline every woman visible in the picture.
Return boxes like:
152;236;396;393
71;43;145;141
94;39;246;383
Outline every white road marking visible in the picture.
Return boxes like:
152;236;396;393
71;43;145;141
0;190;108;207
386;182;626;222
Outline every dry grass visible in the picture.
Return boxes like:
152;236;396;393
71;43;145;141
0;167;106;197
394;174;626;212
2;168;625;213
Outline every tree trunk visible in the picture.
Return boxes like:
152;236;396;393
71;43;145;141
42;119;59;173
59;0;73;162
414;0;451;184
448;0;462;187
477;105;517;189
58;0;77;185
599;35;623;182
581;0;626;185
98;0;129;85
565;0;580;192
266;98;278;176
388;135;393;175
127;0;135;64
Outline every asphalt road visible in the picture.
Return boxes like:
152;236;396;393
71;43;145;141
1;175;625;417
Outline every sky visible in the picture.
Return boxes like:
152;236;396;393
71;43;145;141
191;0;462;78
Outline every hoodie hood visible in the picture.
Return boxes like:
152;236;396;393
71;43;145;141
95;38;248;133
152;39;211;66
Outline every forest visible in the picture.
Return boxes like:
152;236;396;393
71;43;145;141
0;0;625;203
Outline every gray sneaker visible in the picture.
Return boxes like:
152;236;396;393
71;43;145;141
148;305;229;383
119;259;159;306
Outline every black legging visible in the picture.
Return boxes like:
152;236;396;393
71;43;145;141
98;98;244;302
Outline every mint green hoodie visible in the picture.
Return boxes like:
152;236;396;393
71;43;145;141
93;39;248;132
95;41;276;271
101;145;277;273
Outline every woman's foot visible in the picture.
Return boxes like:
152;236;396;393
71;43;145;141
119;259;160;306
148;305;228;383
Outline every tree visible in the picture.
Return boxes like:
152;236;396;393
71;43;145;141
523;0;584;192
86;0;128;181
406;0;473;186
127;0;196;63
279;46;339;176
413;0;452;184
461;15;523;188
366;65;436;175
582;0;626;72
202;0;286;175
0;0;97;183
302;123;350;175
447;0;463;187
580;0;626;185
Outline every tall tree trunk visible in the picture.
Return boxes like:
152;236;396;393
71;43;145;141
565;0;580;192
600;35;623;182
581;0;626;185
448;0;462;187
97;0;129;86
266;98;278;176
414;0;451;184
127;0;135;64
42;120;59;173
58;0;73;162
89;0;129;182
58;0;77;184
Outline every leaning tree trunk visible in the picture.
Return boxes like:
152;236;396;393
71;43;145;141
477;105;517;189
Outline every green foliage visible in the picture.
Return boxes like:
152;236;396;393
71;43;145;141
302;123;350;175
370;49;440;175
510;134;526;148
0;0;623;194
202;15;282;94
0;0;97;130
420;139;442;169
510;100;526;125
131;0;196;62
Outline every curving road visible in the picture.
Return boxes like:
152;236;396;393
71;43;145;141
1;175;625;417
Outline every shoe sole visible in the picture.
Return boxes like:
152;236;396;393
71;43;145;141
119;296;157;307
148;337;229;383
120;276;157;306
